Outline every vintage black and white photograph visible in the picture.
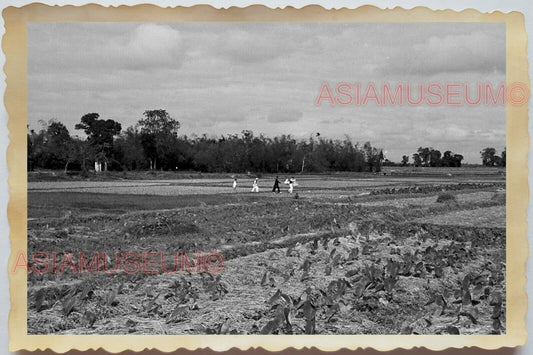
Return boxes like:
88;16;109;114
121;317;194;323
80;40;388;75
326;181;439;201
25;21;507;335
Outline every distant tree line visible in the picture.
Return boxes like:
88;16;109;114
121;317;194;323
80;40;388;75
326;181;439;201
411;147;464;167
392;147;464;168
392;147;506;168
480;147;506;167
27;110;386;174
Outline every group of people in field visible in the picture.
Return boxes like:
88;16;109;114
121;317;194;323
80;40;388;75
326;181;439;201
232;176;297;193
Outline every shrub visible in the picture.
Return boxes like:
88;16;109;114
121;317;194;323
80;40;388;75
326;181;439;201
436;192;457;204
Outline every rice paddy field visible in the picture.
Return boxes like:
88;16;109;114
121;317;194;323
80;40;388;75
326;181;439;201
26;167;506;335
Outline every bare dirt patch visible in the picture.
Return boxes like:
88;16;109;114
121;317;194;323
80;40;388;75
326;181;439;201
26;174;506;335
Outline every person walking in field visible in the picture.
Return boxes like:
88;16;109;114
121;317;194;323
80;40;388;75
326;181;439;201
288;177;295;194
251;178;259;192
232;178;237;191
272;176;280;193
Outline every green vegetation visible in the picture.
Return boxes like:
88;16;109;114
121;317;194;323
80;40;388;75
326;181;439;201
480;147;506;167
412;147;463;167
28;111;385;174
27;172;506;335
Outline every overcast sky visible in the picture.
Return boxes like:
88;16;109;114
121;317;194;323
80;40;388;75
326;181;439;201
28;22;505;163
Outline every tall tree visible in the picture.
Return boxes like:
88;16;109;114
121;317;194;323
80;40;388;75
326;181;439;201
442;150;463;167
412;153;422;167
75;113;122;170
480;147;498;166
137;110;180;170
363;142;384;172
417;147;431;167
442;150;453;166
114;127;147;170
63;137;86;173
429;149;442;167
35;120;72;170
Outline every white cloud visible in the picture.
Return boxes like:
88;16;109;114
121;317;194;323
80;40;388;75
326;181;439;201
27;22;506;164
382;28;505;75
121;23;185;69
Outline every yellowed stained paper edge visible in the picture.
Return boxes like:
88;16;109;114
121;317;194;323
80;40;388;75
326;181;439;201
3;3;529;352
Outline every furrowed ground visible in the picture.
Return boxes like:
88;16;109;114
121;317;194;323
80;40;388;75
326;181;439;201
26;169;506;335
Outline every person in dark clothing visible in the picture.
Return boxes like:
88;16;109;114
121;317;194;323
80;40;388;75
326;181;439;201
272;176;281;193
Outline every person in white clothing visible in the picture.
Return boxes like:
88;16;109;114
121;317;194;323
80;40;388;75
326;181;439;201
251;178;259;192
288;177;295;193
232;178;237;191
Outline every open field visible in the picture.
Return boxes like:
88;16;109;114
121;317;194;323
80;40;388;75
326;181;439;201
27;171;506;335
28;166;505;182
